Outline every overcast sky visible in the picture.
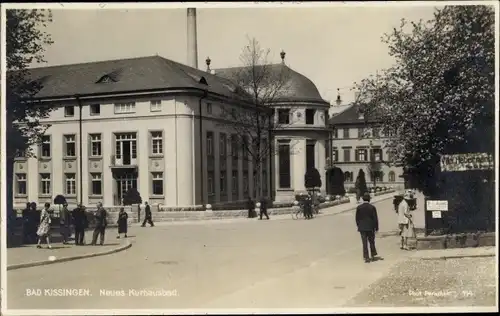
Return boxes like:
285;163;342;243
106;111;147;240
23;3;440;103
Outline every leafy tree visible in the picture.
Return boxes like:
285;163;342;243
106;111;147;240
5;9;54;215
367;161;383;188
355;169;368;199
353;6;495;194
304;168;322;193
216;37;293;200
122;188;142;206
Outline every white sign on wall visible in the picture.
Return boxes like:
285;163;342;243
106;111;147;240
432;211;442;219
426;200;449;211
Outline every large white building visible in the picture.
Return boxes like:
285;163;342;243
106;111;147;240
11;9;331;209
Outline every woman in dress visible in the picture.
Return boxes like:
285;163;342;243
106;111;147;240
37;202;53;249
397;191;416;250
117;207;128;239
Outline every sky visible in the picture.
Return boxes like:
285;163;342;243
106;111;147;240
27;3;440;104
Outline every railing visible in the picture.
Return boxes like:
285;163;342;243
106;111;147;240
110;155;137;167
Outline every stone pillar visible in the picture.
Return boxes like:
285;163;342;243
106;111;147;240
293;139;306;192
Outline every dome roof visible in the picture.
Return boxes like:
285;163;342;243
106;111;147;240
214;64;328;105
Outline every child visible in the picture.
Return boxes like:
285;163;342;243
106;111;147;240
117;207;128;239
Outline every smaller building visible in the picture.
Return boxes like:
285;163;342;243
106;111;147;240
327;102;405;190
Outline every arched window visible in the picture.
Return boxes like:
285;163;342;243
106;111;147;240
388;171;396;182
344;171;353;182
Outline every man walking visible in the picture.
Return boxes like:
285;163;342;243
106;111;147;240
355;192;379;263
59;203;71;244
246;196;256;218
259;196;270;220
91;202;107;245
72;204;87;245
141;202;154;227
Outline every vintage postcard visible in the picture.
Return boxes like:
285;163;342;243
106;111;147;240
1;2;498;315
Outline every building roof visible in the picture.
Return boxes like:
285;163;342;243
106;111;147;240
214;64;329;105
328;103;380;125
14;56;253;101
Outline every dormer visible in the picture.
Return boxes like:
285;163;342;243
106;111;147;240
95;68;122;84
199;76;208;85
96;75;115;83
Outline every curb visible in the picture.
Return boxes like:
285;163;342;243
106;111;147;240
420;253;496;260
7;240;132;271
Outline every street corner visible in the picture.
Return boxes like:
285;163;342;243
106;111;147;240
7;239;133;271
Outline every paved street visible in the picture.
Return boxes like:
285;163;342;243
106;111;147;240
4;198;443;309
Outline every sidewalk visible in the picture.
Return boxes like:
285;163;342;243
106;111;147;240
7;239;132;270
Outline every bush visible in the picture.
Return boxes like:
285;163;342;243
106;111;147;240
122;188;142;206
304;168;322;190
355;169;368;196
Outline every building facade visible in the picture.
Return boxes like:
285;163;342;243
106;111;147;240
11;55;331;208
327;102;405;190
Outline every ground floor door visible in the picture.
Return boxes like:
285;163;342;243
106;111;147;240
115;172;138;205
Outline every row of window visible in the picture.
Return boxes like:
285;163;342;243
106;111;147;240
63;100;162;117
38;131;163;159
343;171;398;183
331;127;396;139
15;172;165;197
206;170;268;196
329;148;385;163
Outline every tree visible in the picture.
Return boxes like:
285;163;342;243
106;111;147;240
6;9;54;215
353;6;495;194
216;37;293;200
332;167;346;196
367;160;383;188
304;168;322;193
355;169;368;199
122;188;142;206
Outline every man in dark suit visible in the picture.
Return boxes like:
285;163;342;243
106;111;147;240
72;204;87;245
141;202;154;227
246;196;256;218
259;196;270;220
59;203;71;244
355;192;379;263
91;202;107;245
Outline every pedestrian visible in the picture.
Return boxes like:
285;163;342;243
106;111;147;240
22;203;31;244
355;192;379;263
91;202;107;246
141;202;154;227
303;196;313;219
259;196;270;220
59;203;71;244
117;207;129;238
397;191;416;250
29;202;39;243
72;204;87;245
36;202;53;249
246;196;255;218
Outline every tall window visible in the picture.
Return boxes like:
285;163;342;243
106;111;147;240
208;172;215;195
356;149;367;162
278;109;290;124
40;135;51;158
332;148;339;162
343;128;350;139
219;133;227;156
344;171;353;182
343;148;351;162
90;104;100;116
372;148;383;162
64;106;74;117
65;173;76;195
305;109;315;124
150;100;162;112
206;131;214;156
114;102;136;114
115;133;137;161
40;173;51;195
16;174;27;195
91;173;102;195
90;134;102;157
358;127;365;139
206;102;213;115
231;134;239;158
151;131;163;155
232;170;238;193
306;141;316;171
152;172;164;195
332;128;338;139
64;135;76;157
388;171;396;182
243;171;249;193
220;171;226;194
278;143;291;188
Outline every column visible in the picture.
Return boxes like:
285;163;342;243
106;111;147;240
103;132;113;206
317;139;326;194
176;116;194;206
138;130;149;201
52;133;63;196
293;139;306;191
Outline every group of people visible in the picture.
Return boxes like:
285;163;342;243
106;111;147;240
246;196;270;220
20;201;151;249
355;189;417;263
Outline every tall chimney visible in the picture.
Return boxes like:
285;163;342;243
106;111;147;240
187;8;199;69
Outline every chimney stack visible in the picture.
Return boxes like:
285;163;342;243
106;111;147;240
187;8;198;69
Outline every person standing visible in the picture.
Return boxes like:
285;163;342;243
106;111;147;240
59;203;71;244
91;202;107;246
72;204;87;245
246;196;255;218
355;192;379;263
117;207;129;238
141;202;154;227
303;196;313;219
397;191;416;250
36;203;53;249
259;196;270;220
